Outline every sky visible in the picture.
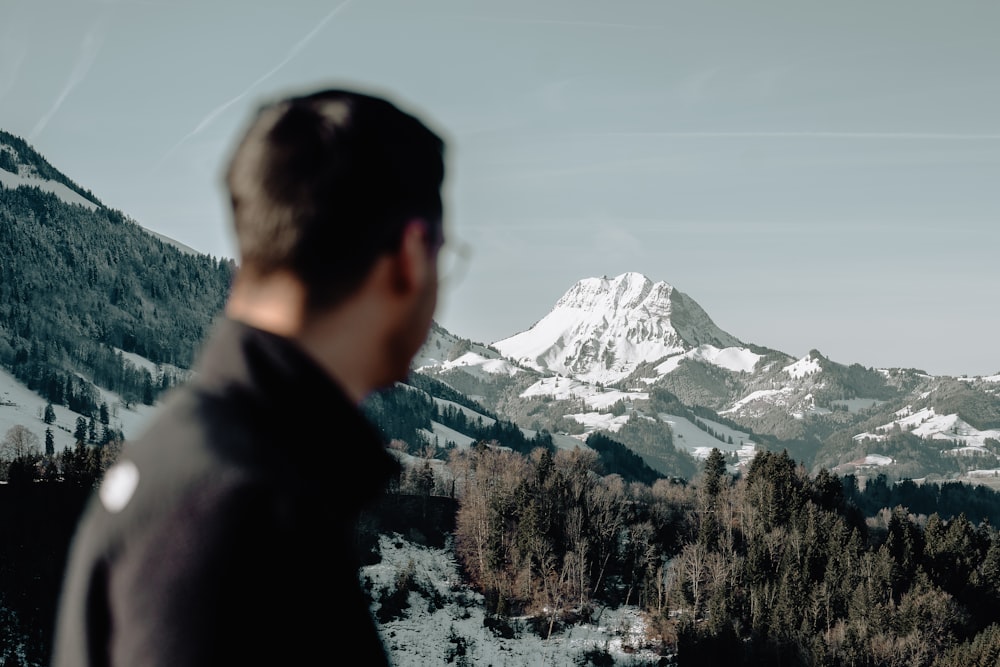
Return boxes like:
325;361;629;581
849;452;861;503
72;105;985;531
1;0;998;377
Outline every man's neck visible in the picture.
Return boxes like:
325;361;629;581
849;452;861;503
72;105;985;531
224;269;388;405
225;270;307;338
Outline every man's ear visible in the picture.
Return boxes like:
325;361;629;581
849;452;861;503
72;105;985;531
391;219;434;294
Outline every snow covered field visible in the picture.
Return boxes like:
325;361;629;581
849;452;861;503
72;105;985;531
365;534;667;666
0;365;157;455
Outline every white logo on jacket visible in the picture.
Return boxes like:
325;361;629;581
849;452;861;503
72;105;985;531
99;460;140;513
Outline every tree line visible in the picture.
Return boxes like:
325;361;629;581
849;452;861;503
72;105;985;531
397;444;1000;665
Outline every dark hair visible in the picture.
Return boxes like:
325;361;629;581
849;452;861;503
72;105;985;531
224;88;446;310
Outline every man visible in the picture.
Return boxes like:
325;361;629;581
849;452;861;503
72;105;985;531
51;87;447;666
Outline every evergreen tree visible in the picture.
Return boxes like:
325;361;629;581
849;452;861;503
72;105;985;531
73;416;87;444
702;447;727;498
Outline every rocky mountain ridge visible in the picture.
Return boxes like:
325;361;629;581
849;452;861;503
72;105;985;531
416;278;1000;484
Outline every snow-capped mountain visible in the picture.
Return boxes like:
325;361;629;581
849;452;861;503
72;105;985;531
417;285;1000;483
493;272;745;384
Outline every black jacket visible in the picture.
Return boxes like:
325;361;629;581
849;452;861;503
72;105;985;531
52;318;400;666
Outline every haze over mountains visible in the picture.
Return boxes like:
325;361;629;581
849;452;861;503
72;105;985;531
3;128;1000;486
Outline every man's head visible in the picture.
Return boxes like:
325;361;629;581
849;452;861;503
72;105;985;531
222;87;447;399
224;88;446;313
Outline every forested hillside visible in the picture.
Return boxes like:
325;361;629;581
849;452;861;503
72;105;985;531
389;444;1000;665
0;186;233;412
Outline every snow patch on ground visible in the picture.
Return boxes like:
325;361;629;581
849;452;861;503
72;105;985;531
654;345;761;375
960;374;1000;383
0;367;156;454
520;376;648;411
446;351;521;376
831;454;895;474
365;533;666;666
0;168;99;210
720;388;793;414
420;423;477;449
113;347;188;383
784;356;821;379
565;411;631;434
432;397;497;427
659;413;757;468
523;428;590;452
853;407;1000;453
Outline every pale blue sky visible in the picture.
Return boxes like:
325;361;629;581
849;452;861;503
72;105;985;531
2;0;998;376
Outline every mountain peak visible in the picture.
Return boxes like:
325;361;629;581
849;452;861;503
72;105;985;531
556;272;659;312
494;273;741;384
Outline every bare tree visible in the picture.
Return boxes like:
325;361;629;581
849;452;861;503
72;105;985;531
1;425;41;461
588;474;628;596
453;443;531;613
676;542;710;619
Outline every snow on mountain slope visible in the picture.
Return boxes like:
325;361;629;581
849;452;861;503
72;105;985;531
783;355;823;379
408;384;587;453
554;402;759;466
0;164;99;210
422;419;585;453
519;375;648;411
721;388;795;416
413;322;519;377
564;410;633;434
493;272;742;384
652;344;762;376
432;397;497;426
437;351;521;378
0;366;156;455
420;422;476;449
853;406;1000;454
658;413;758;463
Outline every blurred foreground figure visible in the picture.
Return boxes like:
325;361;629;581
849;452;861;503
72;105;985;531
52;87;447;666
